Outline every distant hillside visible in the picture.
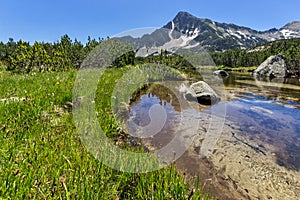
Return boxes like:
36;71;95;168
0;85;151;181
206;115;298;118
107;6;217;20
210;38;300;69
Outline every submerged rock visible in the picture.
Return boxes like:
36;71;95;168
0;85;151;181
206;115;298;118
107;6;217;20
253;54;287;78
213;70;229;77
183;81;220;105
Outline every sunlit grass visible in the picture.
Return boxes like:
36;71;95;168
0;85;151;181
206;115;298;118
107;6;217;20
0;68;212;199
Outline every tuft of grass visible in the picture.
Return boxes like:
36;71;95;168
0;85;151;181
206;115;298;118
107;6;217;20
0;68;213;199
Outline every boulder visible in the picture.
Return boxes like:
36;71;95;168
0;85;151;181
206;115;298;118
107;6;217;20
213;70;229;77
253;54;287;78
184;81;220;105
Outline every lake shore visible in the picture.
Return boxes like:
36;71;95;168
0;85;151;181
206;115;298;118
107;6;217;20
189;120;300;200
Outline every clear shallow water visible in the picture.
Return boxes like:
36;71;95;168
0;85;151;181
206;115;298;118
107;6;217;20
127;73;300;170
224;92;300;170
223;73;300;170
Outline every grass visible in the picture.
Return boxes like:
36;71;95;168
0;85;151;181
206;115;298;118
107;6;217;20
0;67;212;199
217;65;257;72
191;65;256;73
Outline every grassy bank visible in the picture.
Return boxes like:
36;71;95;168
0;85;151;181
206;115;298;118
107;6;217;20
195;65;256;72
217;65;257;72
0;68;212;199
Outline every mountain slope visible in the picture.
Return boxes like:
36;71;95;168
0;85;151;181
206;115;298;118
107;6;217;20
118;11;300;53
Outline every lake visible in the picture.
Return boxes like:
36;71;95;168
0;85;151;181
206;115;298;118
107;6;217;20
127;71;300;170
124;71;300;199
222;73;300;170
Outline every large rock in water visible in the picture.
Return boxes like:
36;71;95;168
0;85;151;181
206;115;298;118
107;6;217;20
253;54;287;78
184;81;220;105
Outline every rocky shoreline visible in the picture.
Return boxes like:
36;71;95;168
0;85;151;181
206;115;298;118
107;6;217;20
174;117;300;200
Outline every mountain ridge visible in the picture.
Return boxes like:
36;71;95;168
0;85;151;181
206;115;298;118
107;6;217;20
118;11;300;52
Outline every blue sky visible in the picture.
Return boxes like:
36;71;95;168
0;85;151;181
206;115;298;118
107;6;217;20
1;0;300;43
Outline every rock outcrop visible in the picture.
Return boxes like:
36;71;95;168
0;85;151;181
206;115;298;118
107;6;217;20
253;54;287;78
183;81;220;105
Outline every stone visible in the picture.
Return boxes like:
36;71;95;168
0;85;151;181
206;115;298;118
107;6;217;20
213;70;229;77
253;54;287;78
184;81;220;105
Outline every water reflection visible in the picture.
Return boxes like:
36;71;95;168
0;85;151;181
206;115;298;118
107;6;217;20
222;73;300;170
128;72;300;170
128;83;182;148
225;92;300;170
224;72;300;101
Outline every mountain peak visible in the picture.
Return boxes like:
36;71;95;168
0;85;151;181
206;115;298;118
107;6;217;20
173;11;198;22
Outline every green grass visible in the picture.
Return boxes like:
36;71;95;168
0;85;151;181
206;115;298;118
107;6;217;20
217;65;257;72
0;68;212;199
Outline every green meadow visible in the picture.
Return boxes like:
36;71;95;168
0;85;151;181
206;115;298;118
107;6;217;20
0;67;212;199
